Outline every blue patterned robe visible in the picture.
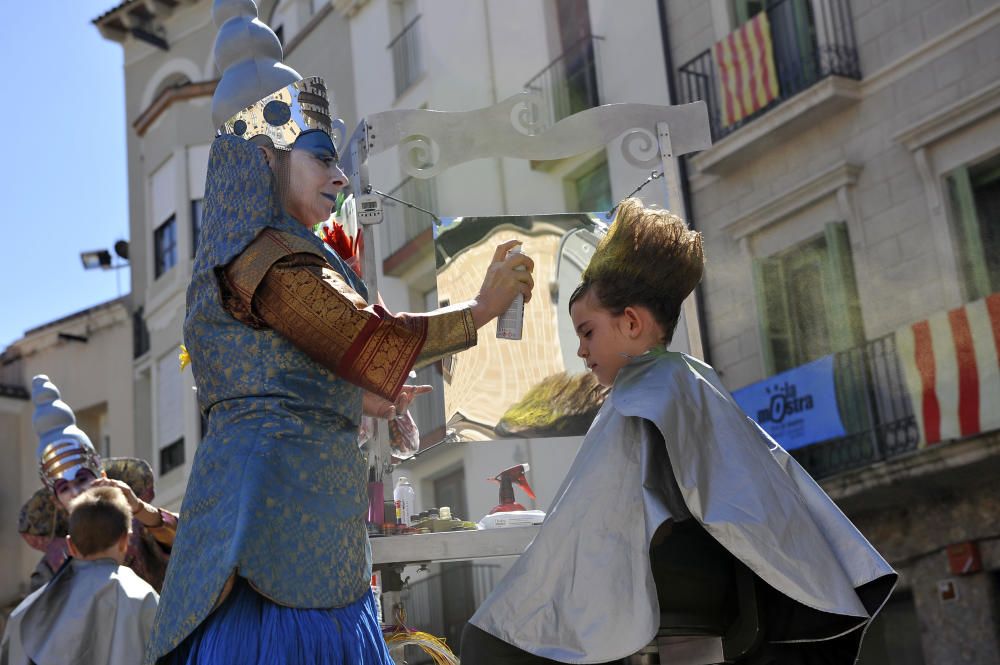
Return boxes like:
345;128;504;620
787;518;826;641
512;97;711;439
146;135;373;661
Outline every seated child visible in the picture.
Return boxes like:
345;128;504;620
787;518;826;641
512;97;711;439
461;198;896;664
1;487;159;665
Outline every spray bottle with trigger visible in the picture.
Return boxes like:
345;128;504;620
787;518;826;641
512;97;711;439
479;464;547;528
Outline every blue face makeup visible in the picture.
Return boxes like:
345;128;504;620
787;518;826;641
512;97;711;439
293;129;339;164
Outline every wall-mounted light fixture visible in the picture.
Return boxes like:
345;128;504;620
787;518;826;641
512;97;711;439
80;240;130;271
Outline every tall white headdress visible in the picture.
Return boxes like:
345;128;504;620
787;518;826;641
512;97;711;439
212;0;332;149
32;375;101;492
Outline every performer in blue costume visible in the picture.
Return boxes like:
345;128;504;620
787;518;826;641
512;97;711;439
147;2;533;663
463;199;896;664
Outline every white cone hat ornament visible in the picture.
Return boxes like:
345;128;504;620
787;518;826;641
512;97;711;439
32;375;101;492
212;0;333;149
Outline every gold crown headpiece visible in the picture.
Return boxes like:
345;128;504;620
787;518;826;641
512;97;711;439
217;76;332;150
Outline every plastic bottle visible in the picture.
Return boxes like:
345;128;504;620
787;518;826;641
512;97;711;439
496;245;527;340
393;477;416;527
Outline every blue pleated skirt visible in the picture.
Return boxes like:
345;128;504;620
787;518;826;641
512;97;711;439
161;578;393;665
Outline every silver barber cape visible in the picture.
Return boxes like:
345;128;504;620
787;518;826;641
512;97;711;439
1;558;158;665
471;351;896;663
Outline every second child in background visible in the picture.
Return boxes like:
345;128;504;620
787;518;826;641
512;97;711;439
1;487;159;665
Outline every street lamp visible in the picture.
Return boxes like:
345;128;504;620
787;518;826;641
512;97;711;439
80;240;130;271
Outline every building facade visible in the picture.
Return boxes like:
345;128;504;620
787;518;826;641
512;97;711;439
665;0;1000;663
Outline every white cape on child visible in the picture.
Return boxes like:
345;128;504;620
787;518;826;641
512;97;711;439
1;558;158;665
471;351;896;663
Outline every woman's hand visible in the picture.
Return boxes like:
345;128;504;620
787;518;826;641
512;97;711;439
470;240;535;329
90;477;142;514
363;384;433;420
90;477;165;528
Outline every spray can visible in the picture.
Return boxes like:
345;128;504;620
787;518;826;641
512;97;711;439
496;245;526;340
393;477;416;527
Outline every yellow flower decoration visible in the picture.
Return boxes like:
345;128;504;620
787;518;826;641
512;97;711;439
179;344;191;371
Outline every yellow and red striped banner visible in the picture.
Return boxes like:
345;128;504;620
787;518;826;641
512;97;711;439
713;13;780;128
895;293;1000;448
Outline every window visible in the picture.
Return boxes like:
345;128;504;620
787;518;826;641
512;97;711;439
159;438;185;475
730;0;821;105
946;152;1000;301
572;159;612;214
753;222;863;374
191;199;204;258
389;1;422;97
154;215;178;278
157;350;185;476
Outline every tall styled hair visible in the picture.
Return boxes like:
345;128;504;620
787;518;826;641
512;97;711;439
570;198;704;343
68;486;132;557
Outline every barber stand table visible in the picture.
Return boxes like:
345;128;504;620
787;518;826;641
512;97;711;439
371;525;540;567
372;527;541;663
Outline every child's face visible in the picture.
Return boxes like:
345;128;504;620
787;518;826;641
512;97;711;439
570;291;631;387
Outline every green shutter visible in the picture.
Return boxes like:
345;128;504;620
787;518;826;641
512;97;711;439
817;223;871;437
822;222;864;352
752;256;793;374
947;166;991;301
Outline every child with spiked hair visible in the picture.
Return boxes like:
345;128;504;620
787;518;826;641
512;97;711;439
461;198;896;664
2;487;159;665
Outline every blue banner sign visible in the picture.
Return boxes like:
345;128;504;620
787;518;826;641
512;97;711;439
732;355;846;451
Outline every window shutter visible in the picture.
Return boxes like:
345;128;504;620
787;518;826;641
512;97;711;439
822;221;864;352
947;166;991;301
752;256;793;374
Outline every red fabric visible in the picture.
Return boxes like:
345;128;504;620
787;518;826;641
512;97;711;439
912;321;941;445
948;308;980;437
987;293;1000;367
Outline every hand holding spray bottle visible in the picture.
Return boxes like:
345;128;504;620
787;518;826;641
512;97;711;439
496;245;527;340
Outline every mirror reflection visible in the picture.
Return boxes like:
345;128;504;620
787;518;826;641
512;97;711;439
433;213;610;443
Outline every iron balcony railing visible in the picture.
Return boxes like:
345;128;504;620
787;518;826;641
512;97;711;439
790;333;921;479
389;15;424;98
677;0;860;141
381;175;438;258
524;34;603;131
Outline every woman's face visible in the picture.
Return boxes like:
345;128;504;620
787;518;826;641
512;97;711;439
283;131;348;226
53;469;97;510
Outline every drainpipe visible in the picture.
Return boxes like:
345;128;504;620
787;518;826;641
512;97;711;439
656;0;712;366
483;0;509;214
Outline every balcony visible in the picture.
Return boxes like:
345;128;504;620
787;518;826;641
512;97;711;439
790;333;920;479
743;293;1000;481
677;0;860;171
524;35;603;132
389;15;424;98
380;176;438;267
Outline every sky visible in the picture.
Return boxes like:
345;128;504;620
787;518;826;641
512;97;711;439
0;0;129;348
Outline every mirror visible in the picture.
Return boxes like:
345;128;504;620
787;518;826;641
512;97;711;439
434;213;611;443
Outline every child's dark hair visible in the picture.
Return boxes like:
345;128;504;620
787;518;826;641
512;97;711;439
569;198;704;343
68;486;131;556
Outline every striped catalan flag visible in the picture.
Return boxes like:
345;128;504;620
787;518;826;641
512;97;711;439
713;13;780;128
895;293;1000;448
